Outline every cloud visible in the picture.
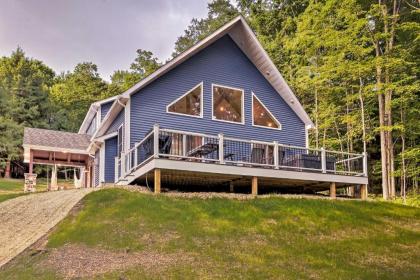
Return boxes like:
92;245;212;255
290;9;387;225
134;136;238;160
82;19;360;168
0;0;208;80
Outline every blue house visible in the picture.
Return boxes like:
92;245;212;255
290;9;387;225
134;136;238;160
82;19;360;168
23;16;368;197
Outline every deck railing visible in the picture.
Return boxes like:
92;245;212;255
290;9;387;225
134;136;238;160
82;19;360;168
116;124;367;182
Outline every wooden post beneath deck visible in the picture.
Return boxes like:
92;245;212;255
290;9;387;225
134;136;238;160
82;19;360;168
330;182;336;199
252;176;258;196
229;181;234;193
348;185;355;197
360;184;368;200
154;169;161;194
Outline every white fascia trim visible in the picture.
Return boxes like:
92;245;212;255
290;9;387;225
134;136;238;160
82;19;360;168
78;104;99;134
305;127;309;149
96;106;101;128
211;83;245;125
166;82;204;119
251;92;282;130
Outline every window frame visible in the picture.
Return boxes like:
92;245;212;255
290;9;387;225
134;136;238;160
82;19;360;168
251;92;282;130
166;82;204;118
211;83;245;125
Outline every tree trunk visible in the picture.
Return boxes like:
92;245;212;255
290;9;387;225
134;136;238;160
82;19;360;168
376;56;389;199
4;160;11;178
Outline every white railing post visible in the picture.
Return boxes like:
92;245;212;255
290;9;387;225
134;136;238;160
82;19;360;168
273;141;279;169
218;133;224;164
114;157;118;183
134;148;138;168
153;124;160;158
363;152;368;176
182;134;187;157
321;147;326;173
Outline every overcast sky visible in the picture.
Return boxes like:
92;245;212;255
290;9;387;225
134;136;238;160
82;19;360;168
0;0;209;80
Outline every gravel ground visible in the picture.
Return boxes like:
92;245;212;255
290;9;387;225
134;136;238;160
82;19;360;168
0;188;94;268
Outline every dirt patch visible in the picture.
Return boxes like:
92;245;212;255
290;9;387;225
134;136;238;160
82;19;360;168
41;244;192;279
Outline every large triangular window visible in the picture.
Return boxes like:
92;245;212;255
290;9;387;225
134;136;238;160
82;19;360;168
252;93;281;129
167;82;203;117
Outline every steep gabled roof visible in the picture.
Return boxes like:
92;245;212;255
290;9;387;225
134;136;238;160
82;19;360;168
90;15;314;139
118;15;313;127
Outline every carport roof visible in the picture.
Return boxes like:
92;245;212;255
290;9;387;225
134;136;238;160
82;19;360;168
23;127;91;152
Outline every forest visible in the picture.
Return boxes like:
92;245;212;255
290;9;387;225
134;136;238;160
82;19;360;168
0;0;418;200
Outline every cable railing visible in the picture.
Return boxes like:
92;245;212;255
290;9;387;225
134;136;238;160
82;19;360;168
115;124;367;182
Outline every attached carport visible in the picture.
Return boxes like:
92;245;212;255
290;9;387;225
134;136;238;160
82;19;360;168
23;128;94;189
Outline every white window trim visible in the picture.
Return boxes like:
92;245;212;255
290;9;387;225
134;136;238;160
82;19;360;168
211;83;245;125
166;82;204;118
117;124;124;157
251;92;282;130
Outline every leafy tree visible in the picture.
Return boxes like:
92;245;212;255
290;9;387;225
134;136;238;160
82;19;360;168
50;62;108;132
109;49;161;92
0;48;55;177
172;0;239;56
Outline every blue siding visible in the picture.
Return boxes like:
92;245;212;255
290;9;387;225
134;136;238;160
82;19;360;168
104;136;118;183
130;35;305;147
101;101;114;121
106;109;125;135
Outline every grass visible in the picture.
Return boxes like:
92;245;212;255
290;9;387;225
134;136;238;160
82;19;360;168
0;178;73;203
1;188;419;279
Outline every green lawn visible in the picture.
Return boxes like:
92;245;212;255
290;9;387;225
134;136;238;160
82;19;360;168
0;178;73;203
1;188;419;279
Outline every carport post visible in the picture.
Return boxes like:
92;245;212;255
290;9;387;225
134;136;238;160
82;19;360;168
29;150;33;174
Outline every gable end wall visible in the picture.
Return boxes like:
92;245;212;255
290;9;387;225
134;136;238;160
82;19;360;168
130;35;305;147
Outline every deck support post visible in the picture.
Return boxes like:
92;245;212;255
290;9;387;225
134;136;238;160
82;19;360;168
252;176;258;196
218;133;224;164
229;181;234;193
330;182;336;199
154;168;161;194
360;184;368;200
348;185;355;197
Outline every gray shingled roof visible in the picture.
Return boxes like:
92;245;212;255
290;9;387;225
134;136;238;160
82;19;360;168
23;127;91;151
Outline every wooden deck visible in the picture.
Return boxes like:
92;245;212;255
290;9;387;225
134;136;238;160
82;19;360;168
116;126;368;198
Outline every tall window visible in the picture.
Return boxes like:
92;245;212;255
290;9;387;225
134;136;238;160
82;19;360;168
252;93;281;129
212;84;244;123
167;83;202;117
117;125;124;156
